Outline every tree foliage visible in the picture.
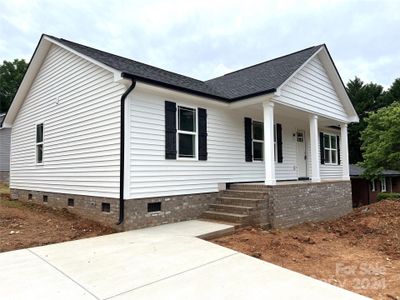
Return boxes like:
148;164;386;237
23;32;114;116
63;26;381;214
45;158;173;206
0;59;28;113
346;77;400;164
360;102;400;179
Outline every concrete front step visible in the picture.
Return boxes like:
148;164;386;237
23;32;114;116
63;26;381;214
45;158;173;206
216;196;263;208
222;190;266;199
201;211;250;224
208;203;253;214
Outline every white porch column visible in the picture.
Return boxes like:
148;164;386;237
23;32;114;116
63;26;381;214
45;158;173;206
309;115;321;182
263;101;276;185
341;123;350;180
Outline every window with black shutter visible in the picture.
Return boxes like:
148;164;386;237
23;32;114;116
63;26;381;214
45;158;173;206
165;101;207;160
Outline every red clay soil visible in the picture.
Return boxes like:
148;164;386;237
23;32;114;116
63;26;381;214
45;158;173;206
0;197;116;253
212;200;400;300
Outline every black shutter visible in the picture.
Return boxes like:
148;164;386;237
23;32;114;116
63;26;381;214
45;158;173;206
276;123;283;163
165;101;177;159
320;132;325;164
337;135;341;165
244;117;252;162
198;108;207;160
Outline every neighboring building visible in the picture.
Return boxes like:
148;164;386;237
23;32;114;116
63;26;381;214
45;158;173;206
0;113;11;184
3;34;359;229
350;164;400;207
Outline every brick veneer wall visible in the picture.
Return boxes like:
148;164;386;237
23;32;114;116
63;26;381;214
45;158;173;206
267;180;352;228
10;188;217;230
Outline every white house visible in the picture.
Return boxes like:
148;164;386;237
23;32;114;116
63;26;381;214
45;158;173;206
0;113;11;184
3;34;358;229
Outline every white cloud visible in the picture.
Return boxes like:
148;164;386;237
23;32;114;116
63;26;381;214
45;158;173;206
0;0;399;86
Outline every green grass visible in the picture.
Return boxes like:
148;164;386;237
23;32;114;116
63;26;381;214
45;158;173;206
0;198;23;208
0;183;10;194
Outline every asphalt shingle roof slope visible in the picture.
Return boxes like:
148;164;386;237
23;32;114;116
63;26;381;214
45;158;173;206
47;35;323;102
350;164;400;177
0;113;5;127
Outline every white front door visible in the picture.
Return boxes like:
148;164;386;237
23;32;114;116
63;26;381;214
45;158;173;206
296;130;307;178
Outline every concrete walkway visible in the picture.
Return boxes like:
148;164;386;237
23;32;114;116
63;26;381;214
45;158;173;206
0;220;368;300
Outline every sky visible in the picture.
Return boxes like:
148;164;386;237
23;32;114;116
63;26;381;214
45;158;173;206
0;0;399;88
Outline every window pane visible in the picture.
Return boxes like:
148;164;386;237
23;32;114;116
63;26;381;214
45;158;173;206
253;122;264;140
324;149;330;163
178;133;195;157
253;142;263;160
179;107;195;132
331;150;337;164
36;124;43;143
324;134;330;148
37;144;43;163
331;135;337;149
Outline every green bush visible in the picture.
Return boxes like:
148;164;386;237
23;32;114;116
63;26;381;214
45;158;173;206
377;192;400;201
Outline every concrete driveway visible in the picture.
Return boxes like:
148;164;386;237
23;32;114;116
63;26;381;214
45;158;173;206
0;220;368;300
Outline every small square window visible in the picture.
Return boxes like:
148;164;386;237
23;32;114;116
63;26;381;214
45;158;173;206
148;202;161;212
101;202;111;213
68;198;74;207
43;195;48;203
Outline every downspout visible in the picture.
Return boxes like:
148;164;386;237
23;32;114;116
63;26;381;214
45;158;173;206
117;76;136;225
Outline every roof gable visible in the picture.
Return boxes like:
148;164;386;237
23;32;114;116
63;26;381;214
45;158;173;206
4;34;358;126
206;46;322;99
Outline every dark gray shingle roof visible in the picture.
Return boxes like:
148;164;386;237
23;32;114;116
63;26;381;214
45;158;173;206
206;46;322;99
350;164;400;177
0;113;5;127
47;35;323;102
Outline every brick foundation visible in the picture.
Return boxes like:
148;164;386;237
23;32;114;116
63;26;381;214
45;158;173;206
268;180;352;228
223;180;352;228
10;188;217;230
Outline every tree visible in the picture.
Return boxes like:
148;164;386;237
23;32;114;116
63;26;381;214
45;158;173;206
360;102;400;179
346;77;385;163
0;59;28;113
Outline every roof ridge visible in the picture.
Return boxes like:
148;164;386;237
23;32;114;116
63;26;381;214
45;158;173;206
207;44;324;80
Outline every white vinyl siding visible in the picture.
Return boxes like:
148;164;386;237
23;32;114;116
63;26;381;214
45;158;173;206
128;88;314;199
275;55;348;122
0;128;11;171
10;45;125;198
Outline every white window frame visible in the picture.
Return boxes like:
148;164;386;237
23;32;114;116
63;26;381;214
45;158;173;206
252;121;277;162
323;132;338;165
381;178;387;192
371;180;376;192
176;105;198;160
252;121;264;161
35;123;44;165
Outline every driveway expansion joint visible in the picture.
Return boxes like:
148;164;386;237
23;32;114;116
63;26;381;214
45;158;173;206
104;252;239;300
28;248;100;300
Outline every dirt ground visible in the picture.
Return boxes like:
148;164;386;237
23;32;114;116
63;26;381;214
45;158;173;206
0;186;116;252
212;200;400;300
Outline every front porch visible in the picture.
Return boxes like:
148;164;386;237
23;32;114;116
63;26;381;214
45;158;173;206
232;98;351;185
202;180;353;228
